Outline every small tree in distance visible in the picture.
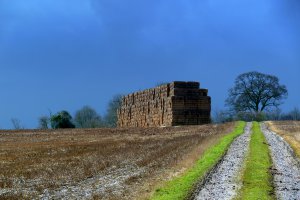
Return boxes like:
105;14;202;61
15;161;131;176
289;107;300;120
104;94;123;127
50;111;75;129
74;106;103;128
226;71;288;120
281;107;300;120
11;118;24;129
38;116;49;129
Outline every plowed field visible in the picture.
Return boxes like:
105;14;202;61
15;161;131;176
0;123;234;199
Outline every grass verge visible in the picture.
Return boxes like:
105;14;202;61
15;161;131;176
150;121;246;200
238;122;274;200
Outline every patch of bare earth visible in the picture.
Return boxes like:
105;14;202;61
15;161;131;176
267;121;300;157
0;123;234;199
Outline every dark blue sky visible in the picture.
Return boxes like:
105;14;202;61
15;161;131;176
0;0;299;128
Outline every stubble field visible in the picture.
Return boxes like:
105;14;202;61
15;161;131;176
0;123;234;200
267;121;300;157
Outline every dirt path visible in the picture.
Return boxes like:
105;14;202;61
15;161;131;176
261;123;300;200
193;122;252;200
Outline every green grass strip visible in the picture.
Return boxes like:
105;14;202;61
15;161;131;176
150;121;246;200
238;122;274;200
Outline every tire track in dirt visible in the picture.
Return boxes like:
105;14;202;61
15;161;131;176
192;122;252;200
261;123;300;200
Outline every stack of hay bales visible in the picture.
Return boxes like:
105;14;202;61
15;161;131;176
117;81;211;127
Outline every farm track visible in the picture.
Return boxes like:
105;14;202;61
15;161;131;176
193;122;252;200
261;123;300;200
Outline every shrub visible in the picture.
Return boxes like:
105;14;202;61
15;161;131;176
50;111;75;129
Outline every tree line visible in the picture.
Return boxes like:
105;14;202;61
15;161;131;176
9;71;299;129
213;107;300;123
36;94;123;129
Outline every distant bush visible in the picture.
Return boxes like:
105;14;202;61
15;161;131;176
218;107;300;122
50;111;75;129
235;111;266;122
74;106;103;128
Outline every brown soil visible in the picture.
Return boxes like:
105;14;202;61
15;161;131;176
0;123;234;199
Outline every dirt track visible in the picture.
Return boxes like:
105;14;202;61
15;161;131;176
193;122;300;200
262;123;300;200
193;122;252;200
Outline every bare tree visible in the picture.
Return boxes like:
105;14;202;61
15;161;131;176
282;107;300;121
290;107;300;120
226;71;288;114
104;94;123;127
11;118;24;129
38;116;49;129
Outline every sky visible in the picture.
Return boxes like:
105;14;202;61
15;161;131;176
0;0;299;129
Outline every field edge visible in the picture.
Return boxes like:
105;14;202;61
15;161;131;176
267;121;300;158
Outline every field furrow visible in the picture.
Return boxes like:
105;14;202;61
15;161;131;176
0;123;234;199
